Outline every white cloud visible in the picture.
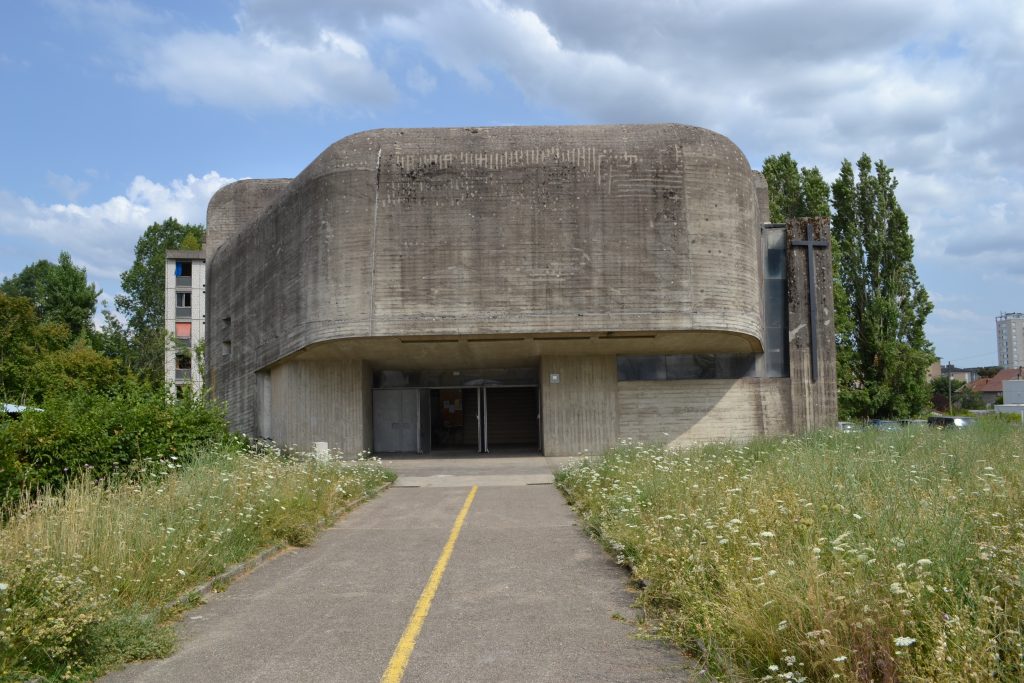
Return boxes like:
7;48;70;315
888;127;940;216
136;28;396;110
0;172;233;280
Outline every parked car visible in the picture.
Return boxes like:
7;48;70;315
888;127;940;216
868;419;901;431
837;421;860;432
927;415;976;429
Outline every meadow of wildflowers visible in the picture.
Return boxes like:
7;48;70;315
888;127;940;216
0;443;394;681
557;419;1024;682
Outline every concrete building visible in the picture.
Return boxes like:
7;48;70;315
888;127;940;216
997;312;1024;368
205;124;837;456
164;250;206;396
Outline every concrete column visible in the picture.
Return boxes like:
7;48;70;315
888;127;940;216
269;360;371;455
786;217;838;431
540;356;618;457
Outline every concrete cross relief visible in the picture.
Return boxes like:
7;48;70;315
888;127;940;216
791;221;830;382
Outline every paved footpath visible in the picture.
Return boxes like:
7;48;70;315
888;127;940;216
105;455;694;682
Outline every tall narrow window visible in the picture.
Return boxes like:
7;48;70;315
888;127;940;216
762;225;789;378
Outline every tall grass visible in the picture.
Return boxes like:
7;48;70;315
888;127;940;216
557;419;1024;682
0;445;394;681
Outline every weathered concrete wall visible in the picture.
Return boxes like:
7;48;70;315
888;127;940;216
207;125;766;435
786;217;838;430
206;179;291;260
268;360;370;454
617;378;792;448
540;356;618;456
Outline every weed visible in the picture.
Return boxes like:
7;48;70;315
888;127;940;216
0;443;394;680
557;419;1024;681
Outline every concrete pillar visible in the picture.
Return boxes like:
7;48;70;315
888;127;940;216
540;356;618;456
786;217;839;431
269;360;371;455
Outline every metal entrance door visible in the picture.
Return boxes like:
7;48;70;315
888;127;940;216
475;386;540;453
372;389;430;453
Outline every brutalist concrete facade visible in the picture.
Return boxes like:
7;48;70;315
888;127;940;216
206;124;837;455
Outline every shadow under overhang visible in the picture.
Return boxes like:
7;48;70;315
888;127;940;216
278;330;763;371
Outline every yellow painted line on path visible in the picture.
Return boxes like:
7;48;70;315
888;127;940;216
380;485;478;683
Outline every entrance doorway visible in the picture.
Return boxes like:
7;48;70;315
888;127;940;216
372;384;540;454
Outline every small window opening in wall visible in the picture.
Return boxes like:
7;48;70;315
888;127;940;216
175;354;192;370
176;292;191;307
175;261;192;277
222;340;232;357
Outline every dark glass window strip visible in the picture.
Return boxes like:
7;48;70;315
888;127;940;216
617;354;758;381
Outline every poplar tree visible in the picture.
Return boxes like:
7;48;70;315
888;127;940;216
762;152;934;419
761;152;830;222
830;154;934;418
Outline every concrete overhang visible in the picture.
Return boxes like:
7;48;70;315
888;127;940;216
272;330;763;372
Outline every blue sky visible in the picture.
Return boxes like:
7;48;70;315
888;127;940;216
2;0;1022;367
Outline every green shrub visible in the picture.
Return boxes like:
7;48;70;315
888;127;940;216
0;385;230;504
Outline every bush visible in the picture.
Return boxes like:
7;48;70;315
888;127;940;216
0;385;230;504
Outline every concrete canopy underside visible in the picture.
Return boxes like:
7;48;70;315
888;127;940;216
286;330;762;369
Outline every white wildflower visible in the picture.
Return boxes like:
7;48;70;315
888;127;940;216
760;531;776;538
833;655;847;662
0;583;8;591
177;569;187;576
777;620;789;631
893;636;916;647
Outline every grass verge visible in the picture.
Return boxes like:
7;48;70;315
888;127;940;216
556;419;1024;682
0;444;394;681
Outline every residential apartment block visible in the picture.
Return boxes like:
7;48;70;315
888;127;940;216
996;312;1024;368
164;250;206;396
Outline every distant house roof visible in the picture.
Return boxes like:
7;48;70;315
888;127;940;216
969;367;1024;394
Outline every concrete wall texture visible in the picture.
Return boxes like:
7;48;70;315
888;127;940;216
206;124;838;455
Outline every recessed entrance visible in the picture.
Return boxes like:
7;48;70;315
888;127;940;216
371;369;540;454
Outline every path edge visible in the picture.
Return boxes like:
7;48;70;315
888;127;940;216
166;479;393;610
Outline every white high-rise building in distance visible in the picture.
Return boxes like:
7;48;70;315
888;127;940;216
996;312;1024;368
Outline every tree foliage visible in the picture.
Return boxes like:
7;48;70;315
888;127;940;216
762;152;830;222
762;152;935;419
929;376;985;413
0;251;100;337
831;154;934;418
115;218;205;384
0;293;128;404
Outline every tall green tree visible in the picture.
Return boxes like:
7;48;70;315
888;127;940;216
763;152;934;419
0;251;100;337
831;154;934;418
115;218;205;383
0;293;72;400
761;152;830;222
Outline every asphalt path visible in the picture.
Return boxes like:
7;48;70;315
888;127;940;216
104;455;694;682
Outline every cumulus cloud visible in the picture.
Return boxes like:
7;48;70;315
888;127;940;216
137;28;397;110
0;171;233;280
